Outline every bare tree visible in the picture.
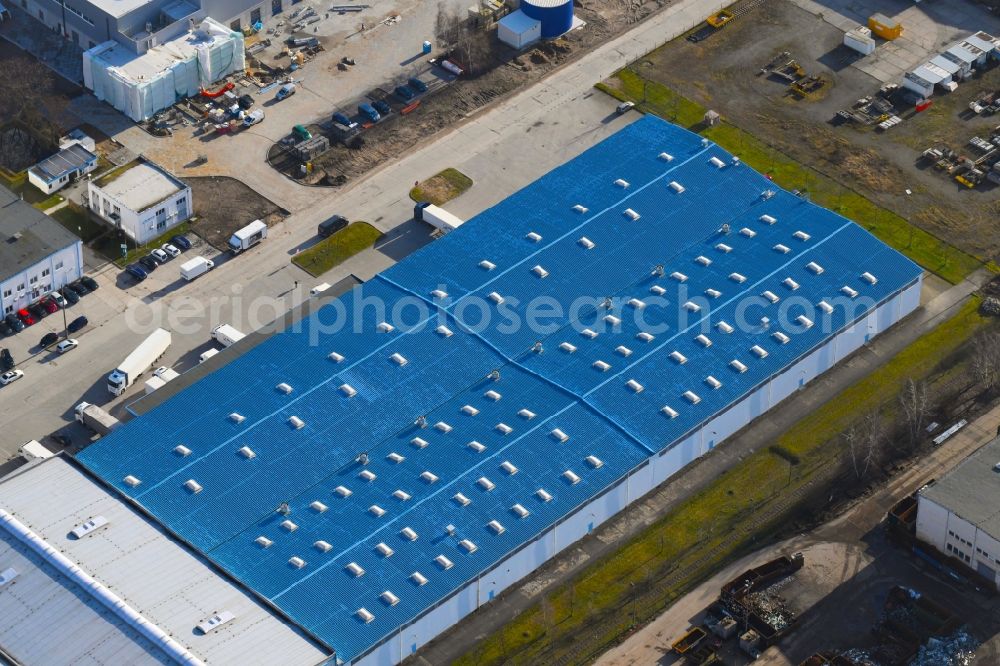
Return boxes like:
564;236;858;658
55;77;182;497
971;331;1000;394
843;408;883;480
898;378;930;451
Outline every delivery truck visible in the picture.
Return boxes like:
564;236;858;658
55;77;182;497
414;202;465;234
228;219;268;253
144;366;180;395
180;256;214;281
211;324;245;348
19;440;54;462
107;328;171;396
74;402;121;436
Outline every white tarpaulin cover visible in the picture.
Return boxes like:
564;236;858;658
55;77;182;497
83;18;244;122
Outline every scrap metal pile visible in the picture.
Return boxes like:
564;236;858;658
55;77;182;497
921;127;1000;188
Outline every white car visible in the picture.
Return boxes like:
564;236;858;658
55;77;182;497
56;339;79;354
47;291;67;308
0;369;23;385
243;109;265;127
161;243;181;258
151;248;170;263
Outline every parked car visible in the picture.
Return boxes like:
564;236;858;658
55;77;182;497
67;315;88;333
61;286;81;305
162;243;181;258
39;332;59;348
0;369;23;386
79;276;98;291
170;234;192;251
16;309;35;327
358;102;380;123
616;101;636;114
126;263;149;281
275;82;296;101
28;303;47;320
318;214;348;238
0;321;10;337
0;349;12;372
39;296;59;314
47;291;67;308
150;248;170;263
394;85;416;102
69;279;90;295
243;108;265;127
56;338;78;354
4;314;24;333
292;124;312;141
238;94;254;109
332;112;357;129
137;256;158;272
372;100;391;116
408;77;428;93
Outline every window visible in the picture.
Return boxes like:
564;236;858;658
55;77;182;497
29;276;37;284
2;289;10;298
16;284;24;292
41;268;50;277
230;19;241;30
156;220;167;231
250;7;261;23
55;261;63;270
272;0;282;14
38;9;43;19
4;306;11;314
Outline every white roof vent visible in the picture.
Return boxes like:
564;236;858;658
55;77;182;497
390;352;408;366
709;156;726;169
562;470;581;485
430;288;448;300
861;272;878;285
238;446;256;459
669;181;685;193
288;416;305;429
454;492;471;506
461;404;479;416
334;485;352;497
578;236;595;249
356;608;374;624
411;437;429;449
459;539;478;553
705;288;722;299
393;490;411;501
740;227;756;238
467;441;486;453
255;536;273;548
760;214;777;225
359;469;377;482
518;409;536;420
184;480;203;494
229;413;245;424
729;272;746;283
623;208;640;221
670;271;688;283
487;520;506;535
604;314;621;326
377;322;395;333
573;204;589;214
345;562;365;577
478;477;496;491
695;334;712;348
772;331;790;344
695;255;712;266
479;259;496;271
659;152;674;162
628;298;645;310
650;285;666;296
124;475;141;487
559;342;577;353
381;591;400;607
484;389;502;401
340;384;357;398
276;382;293;394
411;571;428;586
537;488;553;502
70;516;109;539
783;277;800;291
593;360;612;372
614;178;630;188
511;503;530;519
683;390;701;405
585;455;604;469
762;290;779;304
387;452;405;463
196;611;237;635
793;230;811;241
683;301;700;312
796;315;814;329
375;542;394;557
705;376;722;390
841;286;859;298
289;556;307;569
488;291;504;304
818;300;834;314
715;243;733;253
751;345;768;359
806;262;824;275
280;519;297;532
773;243;790;254
314;540;332;552
401;527;418;541
636;331;655;342
730;359;748;373
551;428;569;442
420;471;439;484
435;421;452;433
532;265;549;278
436;325;453;337
615;345;632;357
581;328;598;339
310;500;328;513
435;555;454;570
495;422;513;435
328;351;345;363
716;321;734;334
626;379;644;393
661;405;679;419
669;351;687;364
525;231;542;242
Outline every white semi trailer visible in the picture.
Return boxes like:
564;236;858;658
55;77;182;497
211;324;245;348
107;328;171;396
414;202;465;234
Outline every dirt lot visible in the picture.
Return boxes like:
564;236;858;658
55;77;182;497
636;0;1000;261
186;176;286;249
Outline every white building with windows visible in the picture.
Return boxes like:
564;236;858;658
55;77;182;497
916;435;1000;589
87;159;191;244
0;188;83;317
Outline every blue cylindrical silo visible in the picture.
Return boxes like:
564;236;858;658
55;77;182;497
521;0;573;39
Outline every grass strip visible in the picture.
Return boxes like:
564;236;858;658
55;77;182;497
409;167;473;205
292;222;382;277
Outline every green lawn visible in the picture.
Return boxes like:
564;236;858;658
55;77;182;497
292;222;382;277
50;202;105;243
32;192;65;211
596;72;981;285
458;297;989;665
409;167;473;205
98;220;195;266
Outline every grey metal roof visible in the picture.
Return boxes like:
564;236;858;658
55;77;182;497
30;143;97;182
0;188;81;281
0;457;331;666
921;435;1000;539
94;161;185;212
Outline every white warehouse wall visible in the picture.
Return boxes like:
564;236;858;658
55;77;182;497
353;276;923;666
0;244;84;315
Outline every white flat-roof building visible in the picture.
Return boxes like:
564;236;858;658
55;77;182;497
87;159;192;244
0;456;331;665
28;142;99;195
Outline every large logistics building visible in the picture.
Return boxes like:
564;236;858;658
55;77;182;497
72;116;923;665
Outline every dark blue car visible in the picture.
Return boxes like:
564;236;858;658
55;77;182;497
125;263;148;281
394;85;416;102
170;234;192;251
408;77;428;93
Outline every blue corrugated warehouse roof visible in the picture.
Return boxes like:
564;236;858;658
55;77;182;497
77;115;922;661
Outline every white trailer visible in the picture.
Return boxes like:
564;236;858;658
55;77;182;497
414;203;465;234
19;440;54;461
107;328;171;396
199;348;220;364
144;366;180;395
74;402;121;436
844;27;876;56
180;256;214;281
228;219;268;253
211;324;245;348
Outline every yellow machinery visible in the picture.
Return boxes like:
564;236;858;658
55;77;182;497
707;10;734;28
868;13;902;41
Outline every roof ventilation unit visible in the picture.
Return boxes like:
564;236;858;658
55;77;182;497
669;181;685;193
705;376;722;390
573;204;589;214
436;325;453;338
435;421;452;433
356;608;375;624
796;315;814;329
562;470;581;485
71;516;109;539
488;291;504;305
806;262;824;275
345;562;365;577
411;437;429;449
420;471;439;484
0;568;16;587
559;342;577;353
585;455;604;469
783;278;800;291
334;485;352;497
715;243;733;253
730;360;748;373
454;492;471;506
636;331;655;342
578;236;595;249
288;416;305;429
628;298;645;310
861;272;878;285
623;208;640;221
773;244;790;254
841;286;859;298
310;501;328;513
683;391;701;405
670;271;688;282
459;539;478;553
461;405;479;416
525;231;542;242
793;230;811;241
314;540;332;552
328;351;345;363
276;382;293;394
495;422;513;435
626;379;644;393
359;470;377;482
593;360;611;372
123;475;141;487
716;321;734;334
817;300;834;314
551;428;569;442
381;591;400;606
762;290;779;304
669;351;687;364
705;288;722;299
659;152;674;162
760;214;777;225
709;156;726;169
537;488;553;502
430;289;448;299
532;265;549;278
772;331;791;344
339;384;357;398
280;519;298;532
289;557;306;569
661;405;679;419
184;480;203;494
229;413;245;424
478;477;496;491
512;504;530;519
255;536;273;548
695;334;712;348
740;227;756;238
468;441;486;453
695;255;712;266
487;520;506;535
750;345;768;359
615;345;632;357
581;328;598;339
375;542;394;557
479;260;496;271
729;273;746;283
238;446;256;459
435;555;454;570
393;490;411;501
484;389;502;401
401;527;418;541
650;285;667;296
614;178;629;188
411;571;428;586
518;409;536;420
387;452;405;463
603;314;621;326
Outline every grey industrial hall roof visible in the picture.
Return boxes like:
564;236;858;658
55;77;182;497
30;142;97;182
0;188;80;281
921;435;1000;540
0;456;331;666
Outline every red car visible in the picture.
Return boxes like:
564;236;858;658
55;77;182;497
39;296;59;314
16;309;35;327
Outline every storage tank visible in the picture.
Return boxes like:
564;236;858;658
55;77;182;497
521;0;573;39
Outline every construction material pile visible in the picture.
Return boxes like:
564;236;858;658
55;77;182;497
911;630;979;666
